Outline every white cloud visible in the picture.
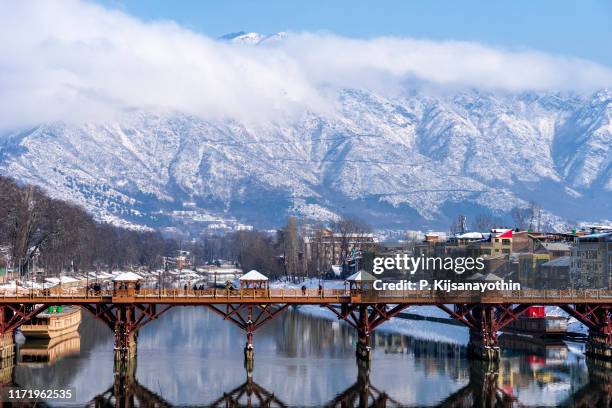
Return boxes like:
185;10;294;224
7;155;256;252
1;0;611;131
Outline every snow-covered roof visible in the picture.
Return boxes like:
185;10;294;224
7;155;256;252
578;232;612;240
44;276;81;285
456;232;484;239
541;256;571;267
112;272;143;282
346;270;377;282
483;273;502;281
540;242;572;251
239;270;268;281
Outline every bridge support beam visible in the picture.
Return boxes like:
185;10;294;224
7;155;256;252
0;304;47;365
439;304;530;361
207;304;288;366
326;303;410;364
82;303;173;371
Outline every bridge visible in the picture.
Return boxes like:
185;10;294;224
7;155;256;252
2;287;612;365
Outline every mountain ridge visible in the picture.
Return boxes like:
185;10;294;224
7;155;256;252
0;88;610;233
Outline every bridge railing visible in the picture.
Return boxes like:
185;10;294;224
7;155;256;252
0;287;351;300
2;287;612;301
359;288;612;302
132;288;349;300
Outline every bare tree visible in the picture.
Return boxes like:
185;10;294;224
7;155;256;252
511;201;540;231
331;216;372;270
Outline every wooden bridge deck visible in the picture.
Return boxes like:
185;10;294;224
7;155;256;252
2;288;612;305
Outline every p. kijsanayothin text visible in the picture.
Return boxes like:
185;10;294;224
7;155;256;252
373;279;521;292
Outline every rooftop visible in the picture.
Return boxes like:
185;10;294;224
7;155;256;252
112;272;143;282
346;270;377;282
239;270;268;281
541;256;571;268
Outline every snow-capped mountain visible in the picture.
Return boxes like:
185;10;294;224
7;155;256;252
1;87;610;232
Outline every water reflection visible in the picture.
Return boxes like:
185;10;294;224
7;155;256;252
89;359;171;408
207;369;288;407
19;332;81;366
2;307;612;406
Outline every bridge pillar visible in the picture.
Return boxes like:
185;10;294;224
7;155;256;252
586;306;612;360
114;305;137;364
587;332;612;360
0;332;15;363
244;307;255;364
561;305;612;361
468;306;500;361
356;305;372;362
0;332;15;386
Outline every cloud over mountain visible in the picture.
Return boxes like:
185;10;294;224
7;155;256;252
1;0;612;132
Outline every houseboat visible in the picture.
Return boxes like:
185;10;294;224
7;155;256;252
502;306;568;336
20;306;81;339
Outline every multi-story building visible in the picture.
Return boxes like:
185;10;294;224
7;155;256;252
571;232;612;289
304;228;377;272
490;229;513;256
514;252;551;287
538;256;571;289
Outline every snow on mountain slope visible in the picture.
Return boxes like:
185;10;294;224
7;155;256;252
554;89;612;191
0;89;610;231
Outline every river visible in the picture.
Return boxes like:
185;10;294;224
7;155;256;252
8;306;610;407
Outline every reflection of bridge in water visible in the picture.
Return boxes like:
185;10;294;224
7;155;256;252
3;288;612;365
88;360;404;408
1;323;612;407
83;357;612;408
88;359;172;408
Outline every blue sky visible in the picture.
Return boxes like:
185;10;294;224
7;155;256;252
99;0;612;66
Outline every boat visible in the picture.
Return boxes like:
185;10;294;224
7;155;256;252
20;306;81;339
502;306;567;337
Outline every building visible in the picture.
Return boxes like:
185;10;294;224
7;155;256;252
571;232;612;289
538;256;571;289
163;250;194;271
197;265;243;284
535;242;572;259
490;229;513;256
304;228;377;273
514;252;550;287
